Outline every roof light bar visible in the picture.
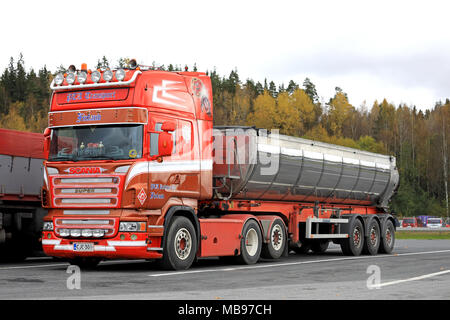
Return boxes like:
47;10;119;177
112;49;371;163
50;70;142;90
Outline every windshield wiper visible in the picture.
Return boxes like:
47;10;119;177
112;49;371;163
77;154;117;160
48;155;78;162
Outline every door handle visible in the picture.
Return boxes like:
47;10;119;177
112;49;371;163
170;174;181;184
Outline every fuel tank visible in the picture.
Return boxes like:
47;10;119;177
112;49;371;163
212;126;399;209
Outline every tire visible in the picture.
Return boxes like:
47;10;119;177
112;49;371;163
311;240;329;253
340;218;364;256
379;220;395;254
160;216;197;270
236;219;262;265
363;219;381;255
261;219;286;259
68;257;101;269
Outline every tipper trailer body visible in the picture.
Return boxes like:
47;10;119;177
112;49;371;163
0;128;46;259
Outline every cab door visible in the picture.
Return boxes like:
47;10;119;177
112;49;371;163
147;113;200;209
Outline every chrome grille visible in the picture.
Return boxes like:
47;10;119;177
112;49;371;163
51;175;121;208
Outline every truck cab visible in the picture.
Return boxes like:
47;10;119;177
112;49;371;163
41;63;213;267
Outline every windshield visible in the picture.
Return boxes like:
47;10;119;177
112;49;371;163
48;124;143;162
403;218;415;223
428;219;441;224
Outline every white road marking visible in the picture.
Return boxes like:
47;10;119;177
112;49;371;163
0;263;68;270
149;249;450;277
376;270;450;288
0;259;146;271
1;249;449;274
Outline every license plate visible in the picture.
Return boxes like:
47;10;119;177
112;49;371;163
73;242;94;252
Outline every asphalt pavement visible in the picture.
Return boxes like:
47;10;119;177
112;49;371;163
0;239;449;300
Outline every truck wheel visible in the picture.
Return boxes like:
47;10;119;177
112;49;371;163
311;240;329;253
237;219;262;265
261;219;286;259
379;220;395;254
69;257;101;269
363;219;381;255
340;218;364;256
161;216;197;270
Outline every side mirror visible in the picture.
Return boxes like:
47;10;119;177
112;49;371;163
43;128;51;160
44;128;51;137
161;121;176;132
158;132;173;157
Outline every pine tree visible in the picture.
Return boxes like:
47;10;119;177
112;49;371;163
303;77;318;103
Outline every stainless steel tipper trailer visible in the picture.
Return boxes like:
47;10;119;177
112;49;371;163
213;127;399;210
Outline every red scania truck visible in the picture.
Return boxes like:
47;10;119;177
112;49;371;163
41;62;399;270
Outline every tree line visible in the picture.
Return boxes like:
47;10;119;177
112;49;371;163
0;54;448;219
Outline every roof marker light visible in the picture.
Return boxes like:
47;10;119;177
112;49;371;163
54;73;64;85
115;69;125;81
68;65;76;73
129;59;138;70
78;71;87;84
91;70;101;83
66;72;76;85
103;69;113;82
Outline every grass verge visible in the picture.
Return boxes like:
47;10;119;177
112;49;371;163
396;231;450;240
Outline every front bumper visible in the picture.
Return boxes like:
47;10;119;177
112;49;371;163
41;231;163;260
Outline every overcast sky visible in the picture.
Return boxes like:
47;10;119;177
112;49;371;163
1;0;449;110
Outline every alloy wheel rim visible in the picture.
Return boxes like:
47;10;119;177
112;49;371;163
174;228;192;260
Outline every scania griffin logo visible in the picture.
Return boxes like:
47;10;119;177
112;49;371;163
64;167;106;174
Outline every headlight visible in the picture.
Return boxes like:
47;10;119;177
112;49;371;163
91;70;101;83
92;229;105;238
119;222;146;232
115;69;126;81
103;70;113;82
78;71;87;84
81;229;93;237
43;221;53;231
59;229;70;237
70;229;81;237
54;73;64;85
66;72;76;85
